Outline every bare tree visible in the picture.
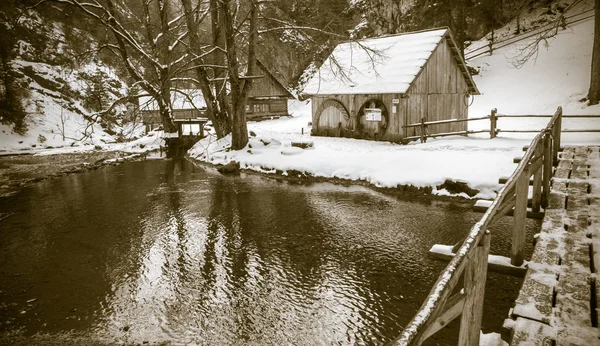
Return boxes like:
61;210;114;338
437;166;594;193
32;0;192;133
588;0;600;104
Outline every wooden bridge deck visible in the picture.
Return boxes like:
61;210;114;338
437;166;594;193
509;146;600;345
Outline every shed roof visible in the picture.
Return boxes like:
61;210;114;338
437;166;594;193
303;28;479;96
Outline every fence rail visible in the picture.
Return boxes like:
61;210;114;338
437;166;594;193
403;109;597;142
391;107;563;346
464;7;594;61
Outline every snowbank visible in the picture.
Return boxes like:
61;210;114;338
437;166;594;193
190;103;525;199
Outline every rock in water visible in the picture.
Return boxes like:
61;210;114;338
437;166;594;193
217;161;240;174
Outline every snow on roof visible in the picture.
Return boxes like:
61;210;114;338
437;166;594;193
303;29;447;95
139;89;206;111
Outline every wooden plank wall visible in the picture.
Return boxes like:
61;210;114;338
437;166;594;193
408;37;470;135
246;98;289;119
311;94;404;142
248;63;291;98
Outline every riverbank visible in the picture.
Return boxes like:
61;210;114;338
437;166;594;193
188;126;531;200
0;149;160;198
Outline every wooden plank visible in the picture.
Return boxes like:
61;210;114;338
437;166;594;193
429;244;527;277
421;292;465;341
510;317;556;346
567;181;590;212
512;266;557;324
553;272;595;339
490;195;517;225
459;232;491;346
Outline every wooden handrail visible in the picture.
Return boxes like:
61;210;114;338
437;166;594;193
391;107;563;346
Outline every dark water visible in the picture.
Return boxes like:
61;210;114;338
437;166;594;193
0;159;539;345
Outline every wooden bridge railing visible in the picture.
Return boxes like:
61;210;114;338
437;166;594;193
390;107;563;346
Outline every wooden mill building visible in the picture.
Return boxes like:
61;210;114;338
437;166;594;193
302;28;479;142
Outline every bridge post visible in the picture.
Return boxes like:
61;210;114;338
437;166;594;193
552;107;562;166
542;133;553;208
512;164;529;266
531;144;543;212
458;231;491;346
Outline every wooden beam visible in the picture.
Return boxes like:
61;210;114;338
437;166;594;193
499;176;533;185
421;292;466;341
429;245;526;277
473;201;544;219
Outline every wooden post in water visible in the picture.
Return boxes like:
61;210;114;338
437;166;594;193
542;133;553;208
552;107;562;166
458;231;491;346
512;164;529;266
531;144;543;212
490;108;497;139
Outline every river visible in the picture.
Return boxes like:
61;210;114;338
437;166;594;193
0;159;539;345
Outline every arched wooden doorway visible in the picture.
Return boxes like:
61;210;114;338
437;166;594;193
357;99;389;139
315;99;350;136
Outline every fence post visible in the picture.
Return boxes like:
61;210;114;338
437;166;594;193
512;164;529;266
542;132;553;208
552;107;562;166
458;231;491;346
420;117;426;143
531;145;543;212
490;108;497;139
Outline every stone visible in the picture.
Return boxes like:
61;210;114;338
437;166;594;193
217;161;240;174
291;140;314;149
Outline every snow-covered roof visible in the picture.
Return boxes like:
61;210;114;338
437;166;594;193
303;28;477;95
139;89;206;111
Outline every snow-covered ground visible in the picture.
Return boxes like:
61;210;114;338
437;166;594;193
190;1;599;199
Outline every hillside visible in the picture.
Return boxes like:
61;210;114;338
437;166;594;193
0;5;145;153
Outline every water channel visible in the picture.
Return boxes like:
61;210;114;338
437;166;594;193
0;159;539;345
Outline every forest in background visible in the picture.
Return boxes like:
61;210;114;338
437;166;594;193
0;0;579;148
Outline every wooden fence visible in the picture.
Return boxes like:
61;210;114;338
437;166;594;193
404;108;598;143
464;7;594;61
390;107;564;346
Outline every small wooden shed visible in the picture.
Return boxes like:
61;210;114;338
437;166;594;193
245;59;294;120
139;89;207;132
303;28;479;142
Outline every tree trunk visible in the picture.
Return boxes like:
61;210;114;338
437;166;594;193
180;0;230;138
222;0;254;150
588;0;600;105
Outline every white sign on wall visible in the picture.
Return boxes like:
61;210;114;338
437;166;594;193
365;108;382;121
392;98;400;104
